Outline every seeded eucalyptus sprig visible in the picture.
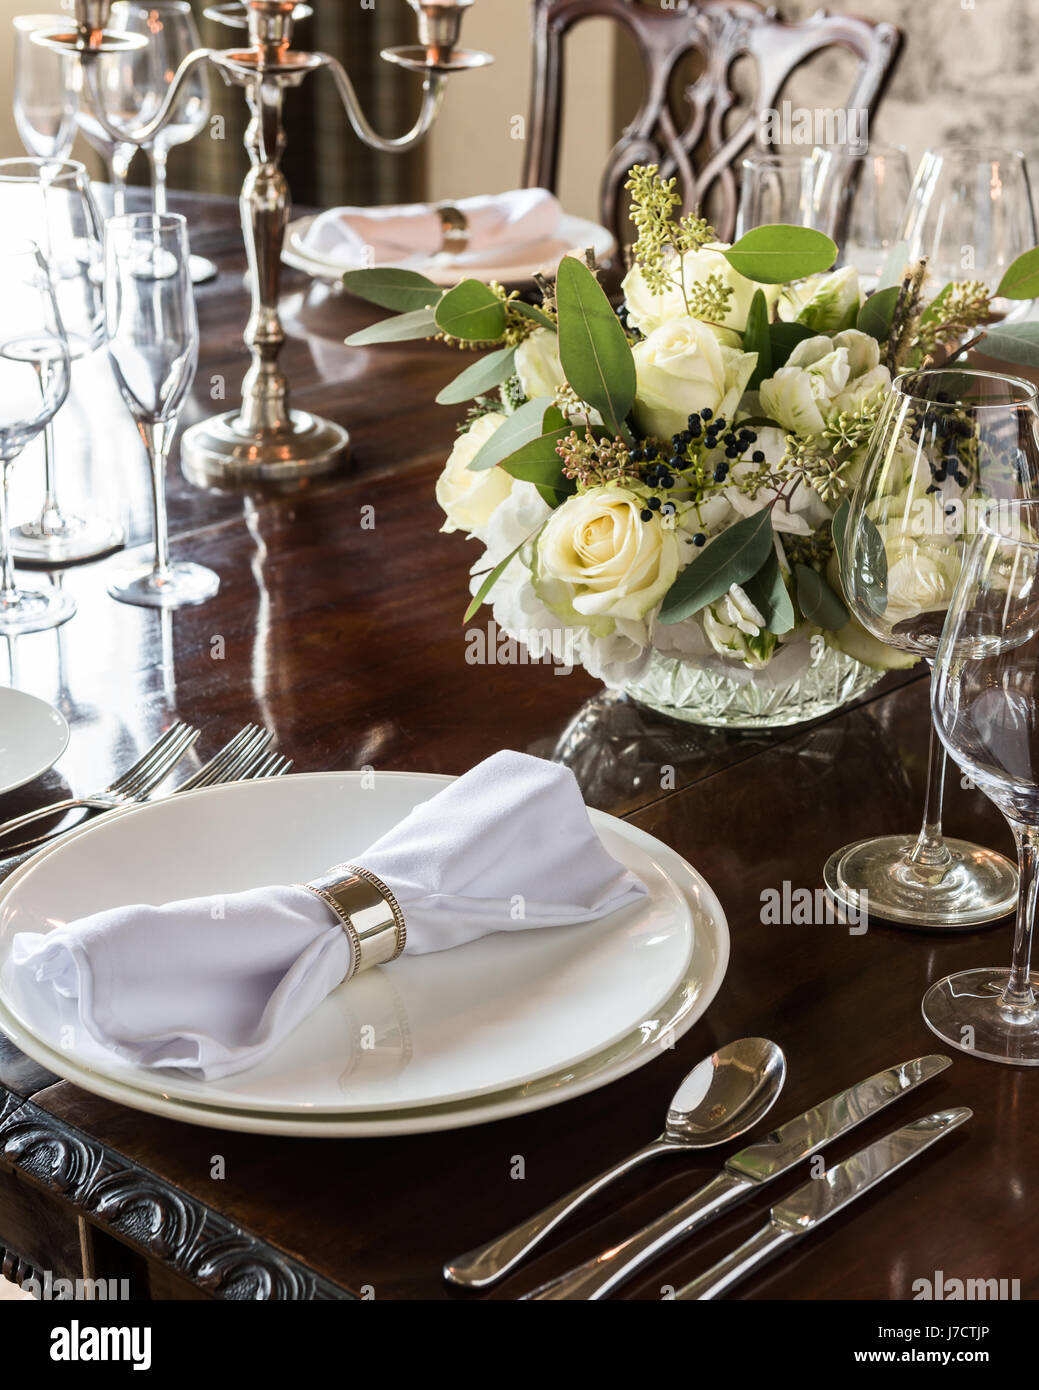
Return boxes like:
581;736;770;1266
624;163;717;294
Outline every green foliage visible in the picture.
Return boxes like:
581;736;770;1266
436;346;517;405
743;545;795;634
659;510;775;624
555;257;636;442
434;279;508;342
341;268;441;313
795;564;849;628
743;289;773;391
344;308;438;346
722;225;837;285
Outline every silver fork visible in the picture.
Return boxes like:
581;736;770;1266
243;751;293;780
0;723;199;844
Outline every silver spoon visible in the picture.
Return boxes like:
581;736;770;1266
443;1037;787;1289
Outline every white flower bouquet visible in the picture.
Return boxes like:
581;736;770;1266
344;166;1039;723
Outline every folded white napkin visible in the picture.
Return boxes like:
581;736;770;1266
301;188;562;267
12;751;646;1080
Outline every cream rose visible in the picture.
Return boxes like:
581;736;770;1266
435;413;515;536
514;328;565;402
776;266;863;333
759;329;890;438
623;243;779;336
534;485;681;629
632;317;758;440
877;527;962;628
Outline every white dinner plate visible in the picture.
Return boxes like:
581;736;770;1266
282;212;617;287
0;772;729;1137
0;688;69;797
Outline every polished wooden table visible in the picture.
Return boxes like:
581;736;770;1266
0;192;1032;1303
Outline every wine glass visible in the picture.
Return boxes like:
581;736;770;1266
104;212;219;608
13;14;78;161
926;497;1039;1063
107;1;216;284
826;367;1039;929
900;145;1038;327
0;159;125;565
814;144;913;290
0;241;74;634
734;152;821;236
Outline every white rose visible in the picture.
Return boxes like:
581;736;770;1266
702;583;776;668
535;484;681;630
514;328;565;402
723;426;832;536
759;329;890;438
632;317;758;441
435;413;515;536
623;243;779;336
777;267;863;333
877;526;962;628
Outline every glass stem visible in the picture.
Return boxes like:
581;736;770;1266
148;145;168;216
33;359;64;531
1005;822;1039;1008
111;144;133;219
0;460;18;606
905;663;953;877
140;420;173;581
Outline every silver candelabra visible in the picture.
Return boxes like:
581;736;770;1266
37;0;491;485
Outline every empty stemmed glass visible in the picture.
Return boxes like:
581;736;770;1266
734;152;822;236
901;145;1038;328
13;14;78;162
828;368;1039;928
0;159;125;565
926;497;1039;1063
814;144;913;290
104;212;219;607
0;241;73;634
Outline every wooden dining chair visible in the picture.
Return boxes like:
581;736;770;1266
523;0;903;245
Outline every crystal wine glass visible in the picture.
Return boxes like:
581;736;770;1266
926;496;1039;1063
734;152;822;237
814;144;913;291
0;159;125;565
104;212;219;607
827;367;1039;928
107;0;216;284
13;13;78;162
900;145;1038;328
0;241;74;634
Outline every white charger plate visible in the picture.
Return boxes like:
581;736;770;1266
282;212;617;287
0;688;70;797
0;772;729;1137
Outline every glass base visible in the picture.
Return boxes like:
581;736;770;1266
824;834;1018;929
12;510;125;566
190;255;218;285
0;583;77;634
107;560;219;609
922;968;1039;1065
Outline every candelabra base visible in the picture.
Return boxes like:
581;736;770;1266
181;408;349;487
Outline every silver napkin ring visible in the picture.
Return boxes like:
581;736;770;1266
436;202;469;255
302;863;406;981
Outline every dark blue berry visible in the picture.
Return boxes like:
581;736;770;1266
693;532;706;546
648;496;661;511
640;508;653;522
714;464;729;482
700;408;713;420
752;450;765;463
725;446;739;459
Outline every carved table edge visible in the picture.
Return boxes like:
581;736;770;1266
0;1085;352;1301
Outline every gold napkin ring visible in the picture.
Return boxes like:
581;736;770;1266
436;202;469;255
302;864;406;981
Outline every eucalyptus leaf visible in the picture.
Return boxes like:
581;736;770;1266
976;321;1039;369
722;225;837;285
768;321;816;369
997;247;1039;300
498;427;576;487
744;289;773;391
536;484;571;509
468;396;554;471
659;510;774;624
855;511;889;617
435;346;517;405
435;279;507;342
795;564;849;629
555;257;635;441
512;300;557;331
340;267;441;313
831;496;850;560
743;545;795;635
856;284;901;344
344;308;438;346
464;540;527;623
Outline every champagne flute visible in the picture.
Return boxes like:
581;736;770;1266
108;1;216;284
13;13;78;161
827;367;1039;928
813;144;913;290
0;159;125;565
900;145;1038;327
926;497;1039;1063
104;212;218;607
0;241;74;634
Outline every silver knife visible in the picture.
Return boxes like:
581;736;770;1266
675;1107;971;1300
522;1053;951;1301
